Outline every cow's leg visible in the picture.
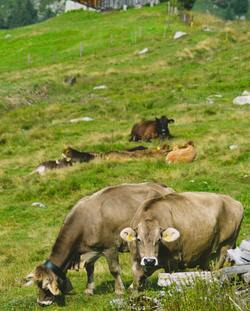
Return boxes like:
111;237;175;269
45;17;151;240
130;261;146;291
130;261;156;291
215;242;234;270
84;261;96;295
103;249;125;295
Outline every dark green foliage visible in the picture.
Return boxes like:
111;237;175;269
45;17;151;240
213;0;249;18
233;0;248;15
178;0;197;10
2;0;38;29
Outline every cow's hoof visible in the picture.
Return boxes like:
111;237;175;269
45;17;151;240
84;288;94;296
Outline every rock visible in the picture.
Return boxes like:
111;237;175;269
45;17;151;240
64;75;77;85
138;48;149;55
233;96;250;105
70;117;94;123
206;97;214;105
227;238;250;264
5;34;12;39
173;31;187;40
206;94;222;104
203;26;212;32
233;91;250;105
229;144;238;150
93;85;107;90
31;202;47;208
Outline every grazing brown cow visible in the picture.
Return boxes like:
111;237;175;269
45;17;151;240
121;192;243;290
62;147;95;163
130;116;174;142
24;183;174;306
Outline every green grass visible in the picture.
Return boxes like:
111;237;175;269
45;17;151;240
0;4;250;310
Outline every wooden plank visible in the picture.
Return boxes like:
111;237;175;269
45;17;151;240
158;271;214;287
243;272;250;284
158;265;250;287
220;264;250;282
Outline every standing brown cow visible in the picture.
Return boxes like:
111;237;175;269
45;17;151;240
121;192;243;290
130;116;174;142
24;183;174;306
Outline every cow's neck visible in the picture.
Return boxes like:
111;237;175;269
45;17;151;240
48;222;80;271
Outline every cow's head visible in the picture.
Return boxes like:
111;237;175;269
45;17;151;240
24;265;72;306
120;220;180;267
155;116;174;139
62;147;74;162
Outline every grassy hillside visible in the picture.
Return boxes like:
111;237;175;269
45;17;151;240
0;4;250;310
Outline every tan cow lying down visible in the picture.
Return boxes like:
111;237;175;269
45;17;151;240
24;183;174;306
120;192;243;290
166;141;196;164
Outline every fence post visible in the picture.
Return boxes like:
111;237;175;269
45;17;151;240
80;42;84;58
27;53;32;66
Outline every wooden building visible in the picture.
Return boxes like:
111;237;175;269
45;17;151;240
73;0;159;10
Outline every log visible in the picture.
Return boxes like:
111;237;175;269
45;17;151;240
158;271;214;287
219;264;250;282
158;265;250;287
243;272;250;284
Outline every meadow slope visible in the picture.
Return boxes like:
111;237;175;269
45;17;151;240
0;4;250;310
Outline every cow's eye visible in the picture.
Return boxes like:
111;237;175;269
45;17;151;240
137;237;141;243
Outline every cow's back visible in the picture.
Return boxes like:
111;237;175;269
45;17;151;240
66;183;174;249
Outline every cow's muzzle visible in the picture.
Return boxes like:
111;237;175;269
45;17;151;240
141;257;158;267
37;298;54;307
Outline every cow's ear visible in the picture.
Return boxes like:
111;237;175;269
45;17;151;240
24;273;35;286
42;278;60;296
168;119;175;123
161;228;180;243
120;227;136;242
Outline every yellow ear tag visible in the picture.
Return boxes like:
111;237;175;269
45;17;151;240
66;157;72;162
127;234;134;242
162;232;172;242
157;146;161;151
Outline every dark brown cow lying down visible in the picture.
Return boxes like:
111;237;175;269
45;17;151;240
130;116;174;142
121;192;244;290
25;183;174;306
62;147;95;163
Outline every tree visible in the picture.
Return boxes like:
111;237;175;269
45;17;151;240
23;0;38;25
7;0;37;29
233;0;248;16
178;0;196;10
0;13;6;29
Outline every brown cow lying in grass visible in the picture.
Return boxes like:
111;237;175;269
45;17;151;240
130;116;174;142
98;145;170;161
30;159;72;175
62;147;95;163
166;141;196;164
